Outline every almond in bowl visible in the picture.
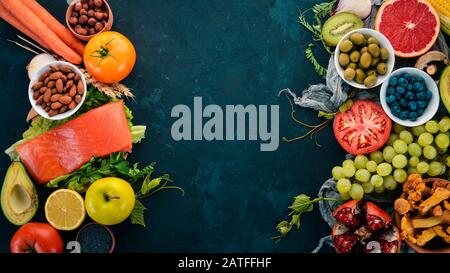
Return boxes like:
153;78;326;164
29;61;86;120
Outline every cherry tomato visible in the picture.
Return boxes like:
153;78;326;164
334;100;392;155
10;222;64;253
84;31;136;83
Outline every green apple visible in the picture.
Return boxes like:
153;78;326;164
85;177;135;225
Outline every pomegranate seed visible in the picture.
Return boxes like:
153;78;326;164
379;240;398;253
366;214;388;232
333;233;359;253
334;207;361;227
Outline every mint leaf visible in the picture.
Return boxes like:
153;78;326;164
130;200;147;227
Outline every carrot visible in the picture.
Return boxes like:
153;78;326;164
1;0;82;64
21;0;85;56
0;3;50;50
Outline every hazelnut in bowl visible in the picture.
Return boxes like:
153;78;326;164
66;0;113;41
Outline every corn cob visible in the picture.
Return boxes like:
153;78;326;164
427;0;450;35
427;0;450;17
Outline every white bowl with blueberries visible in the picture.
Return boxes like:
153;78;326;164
380;67;439;127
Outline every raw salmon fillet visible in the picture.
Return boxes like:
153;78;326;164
16;101;132;184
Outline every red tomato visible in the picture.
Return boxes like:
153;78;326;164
10;223;64;253
333;100;392;155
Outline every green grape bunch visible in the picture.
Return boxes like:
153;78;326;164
331;117;450;201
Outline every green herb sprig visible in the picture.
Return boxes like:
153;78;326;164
272;194;338;243
305;44;327;78
298;0;337;77
132;172;185;226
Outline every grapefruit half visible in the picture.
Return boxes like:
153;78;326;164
375;0;440;58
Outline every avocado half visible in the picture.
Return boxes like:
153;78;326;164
1;162;38;225
440;65;450;114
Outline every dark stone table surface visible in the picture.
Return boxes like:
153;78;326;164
0;0;446;253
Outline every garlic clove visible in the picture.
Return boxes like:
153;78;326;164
335;0;373;20
27;53;56;80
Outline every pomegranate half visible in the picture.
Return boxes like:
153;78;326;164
331;200;401;253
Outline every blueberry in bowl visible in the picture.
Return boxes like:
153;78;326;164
380;68;439;127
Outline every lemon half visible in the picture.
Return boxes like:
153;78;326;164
45;189;86;231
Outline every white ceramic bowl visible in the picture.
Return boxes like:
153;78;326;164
28;61;86;121
334;28;395;89
380;67;439;127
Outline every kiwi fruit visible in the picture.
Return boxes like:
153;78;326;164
322;12;364;47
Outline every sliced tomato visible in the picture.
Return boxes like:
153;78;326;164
333;100;392;155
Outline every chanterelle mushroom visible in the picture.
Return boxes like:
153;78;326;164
403;174;424;194
432;180;450;192
432;205;443;217
408;191;423;203
401;216;416;244
417;228;437;246
432;226;450;243
444;200;450;211
395;198;411;215
412;210;450;229
420;187;450;213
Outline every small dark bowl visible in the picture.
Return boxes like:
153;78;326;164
394;178;450;253
66;0;114;41
76;222;116;253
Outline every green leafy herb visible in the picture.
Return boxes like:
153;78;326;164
312;0;338;29
298;0;337;76
131;125;146;143
135;174;185;199
318;111;336;119
46;152;164;192
272;194;338;243
338;99;353;113
131;174;184;227
130;200;147;227
46;152;128;191
298;14;321;38
305;44;327;78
